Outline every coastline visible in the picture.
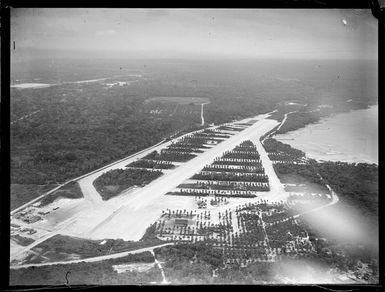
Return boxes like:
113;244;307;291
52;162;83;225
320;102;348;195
275;105;378;165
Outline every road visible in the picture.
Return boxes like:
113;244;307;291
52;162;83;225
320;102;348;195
252;131;287;201
151;250;169;284
292;183;339;219
86;115;280;241
11;138;167;214
10;215;80;261
9;126;218;262
200;102;210;126
76;126;219;206
11;243;174;270
10;108;342;269
9;110;282;263
11;74;143;90
10;113;280;267
275;111;297;132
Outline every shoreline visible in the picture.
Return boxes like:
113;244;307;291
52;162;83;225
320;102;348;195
275;105;378;165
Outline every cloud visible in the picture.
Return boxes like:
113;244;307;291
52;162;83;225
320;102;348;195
11;9;378;60
95;29;117;36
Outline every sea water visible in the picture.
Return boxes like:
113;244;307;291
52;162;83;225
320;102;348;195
275;105;378;164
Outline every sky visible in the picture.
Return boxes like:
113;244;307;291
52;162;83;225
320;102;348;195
11;8;378;60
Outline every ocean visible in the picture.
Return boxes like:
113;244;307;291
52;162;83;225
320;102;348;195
275;105;378;165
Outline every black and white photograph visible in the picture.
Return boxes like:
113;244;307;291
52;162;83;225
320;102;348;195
7;7;379;286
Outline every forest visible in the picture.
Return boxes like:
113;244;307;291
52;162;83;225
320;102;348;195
127;159;175;169
143;150;197;162
314;161;378;223
303;220;378;283
93;168;163;200
263;138;305;159
11;184;57;211
10;83;198;205
275;111;322;134
273;163;329;194
11;58;377;208
192;172;269;183
154;242;224;270
10;251;162;285
24;234;164;264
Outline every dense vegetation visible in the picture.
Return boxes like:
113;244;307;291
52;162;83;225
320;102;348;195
266;139;378;279
273;163;329;193
126;159;175;169
179;182;268;192
222;151;260;160
22;234;164;265
155;242;224;269
303;221;378;283
11;184;58;211
93;168;163;200
11;234;35;246
263;138;305;160
315;161;378;222
276;111;322;134
10;251;162;285
192;172;268;183
11;243;378;285
11;58;377;209
11;84;190;185
153;243;225;283
202;165;265;173
143;150;197;162
274;158;379;226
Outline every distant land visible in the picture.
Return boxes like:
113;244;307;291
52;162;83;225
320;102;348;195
10;58;378;285
275;105;378;164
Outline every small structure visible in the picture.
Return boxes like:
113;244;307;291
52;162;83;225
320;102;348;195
175;218;188;227
197;200;207;209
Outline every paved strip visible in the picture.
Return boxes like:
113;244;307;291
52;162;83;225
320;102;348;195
88;115;280;240
11;243;174;270
10;111;279;261
11;139;167;214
